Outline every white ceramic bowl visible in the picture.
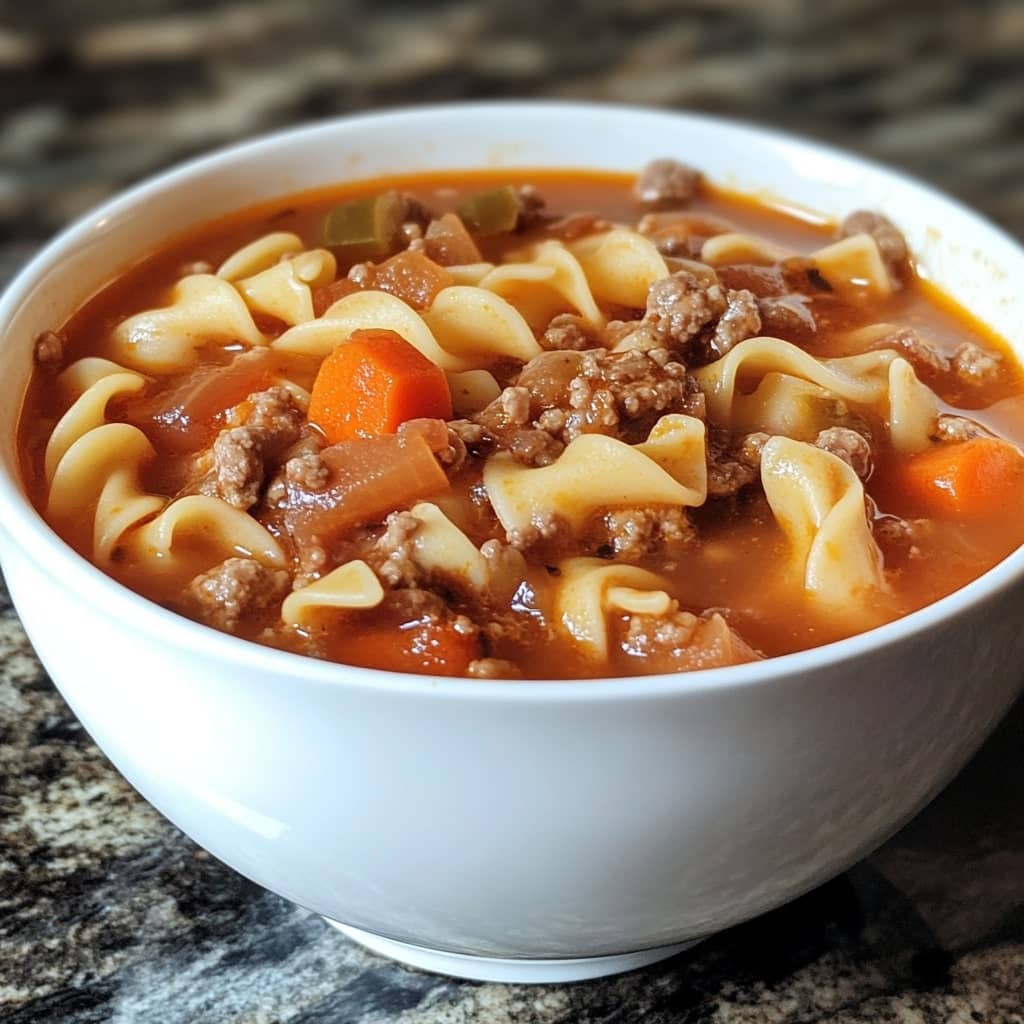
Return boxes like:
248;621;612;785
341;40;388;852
2;103;1023;984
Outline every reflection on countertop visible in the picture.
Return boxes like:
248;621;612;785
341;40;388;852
1;1;1023;1021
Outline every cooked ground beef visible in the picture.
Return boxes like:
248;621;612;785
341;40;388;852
507;428;565;466
623;608;701;653
201;429;266;509
645;271;728;348
374;510;421;587
506;511;571;551
479;538;529;600
34;330;65;368
705;427;760;497
187;557;290;632
735;431;770;468
710;288;761;357
542;313;598;351
603;321;661;352
499;385;532;425
756;295;816;342
641;271;760;362
472;347;702;466
621;608;761;669
934;414;990;444
815;426;873;479
197;387;304;510
707;457;759;498
873;515;922;563
545;212;612;242
515;185;546;228
634;158;701;207
952;341;1001;385
448;418;492;455
436;426;469;474
637;212;728;258
599;505;695;561
840;210;909;282
647;228;704;258
285;450;330;492
875;327;949;378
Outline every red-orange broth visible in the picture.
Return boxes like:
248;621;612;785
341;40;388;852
19;167;1024;678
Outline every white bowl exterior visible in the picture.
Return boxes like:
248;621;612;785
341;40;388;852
1;104;1023;958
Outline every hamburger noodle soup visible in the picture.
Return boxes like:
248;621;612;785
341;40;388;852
19;162;1024;679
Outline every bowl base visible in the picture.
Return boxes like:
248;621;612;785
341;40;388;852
325;919;700;982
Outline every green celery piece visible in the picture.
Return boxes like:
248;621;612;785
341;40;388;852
456;187;520;235
323;191;403;255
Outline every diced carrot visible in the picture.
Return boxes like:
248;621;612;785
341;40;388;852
898;437;1024;520
330;617;481;677
372;250;454;310
308;328;453;444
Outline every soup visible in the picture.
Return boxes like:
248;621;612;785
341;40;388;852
19;161;1024;678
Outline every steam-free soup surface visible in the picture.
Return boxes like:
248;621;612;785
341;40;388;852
20;164;1024;678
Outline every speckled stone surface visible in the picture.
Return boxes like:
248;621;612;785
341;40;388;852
2;2;1024;1021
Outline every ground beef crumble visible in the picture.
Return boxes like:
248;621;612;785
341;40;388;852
710;289;761;357
506;511;571;552
952;341;1001;385
196;386;304;510
756;295;816;342
34;330;65;368
634;158;701;207
599;506;695;561
735;431;771;469
874;327;950;378
640;271;761;362
623;609;701;653
933;414;990;444
285;449;330;491
515;185;546;228
814;426;873;479
373;510;421;587
187;557;290;632
873;515;923;564
645;271;727;348
840;210;909;283
705;427;760;497
541;313;598;351
470;346;703;467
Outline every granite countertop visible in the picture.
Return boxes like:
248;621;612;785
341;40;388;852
2;2;1023;1021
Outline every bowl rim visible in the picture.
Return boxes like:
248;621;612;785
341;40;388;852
2;98;1024;702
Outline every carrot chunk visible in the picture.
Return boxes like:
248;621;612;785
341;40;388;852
308;328;453;444
334;618;481;677
323;610;479;675
899;437;1024;520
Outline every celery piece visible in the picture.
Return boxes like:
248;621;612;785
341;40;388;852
323;191;404;255
456;187;521;236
